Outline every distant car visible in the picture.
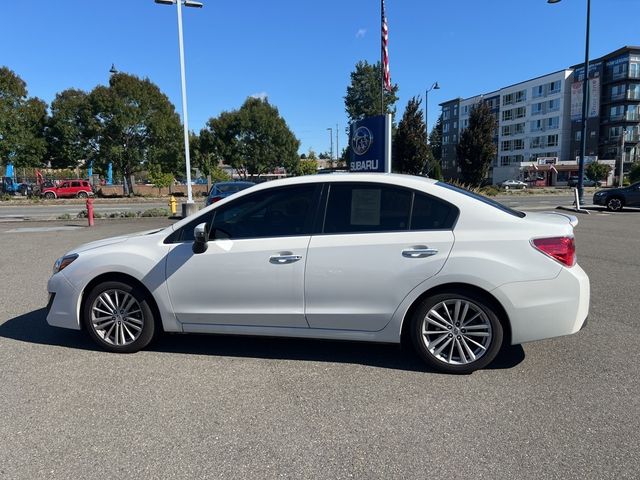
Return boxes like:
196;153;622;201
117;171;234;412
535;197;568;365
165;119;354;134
501;179;527;190
567;176;601;188
206;181;255;206
593;182;640;211
42;180;94;199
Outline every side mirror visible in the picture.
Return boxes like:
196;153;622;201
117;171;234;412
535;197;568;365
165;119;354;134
192;222;209;254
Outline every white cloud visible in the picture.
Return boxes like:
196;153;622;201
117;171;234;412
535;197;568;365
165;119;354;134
356;28;367;39
250;92;268;101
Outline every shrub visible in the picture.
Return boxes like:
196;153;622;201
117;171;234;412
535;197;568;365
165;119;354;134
629;163;640;184
141;208;170;217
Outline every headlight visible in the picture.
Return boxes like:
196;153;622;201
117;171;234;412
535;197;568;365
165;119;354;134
53;254;78;274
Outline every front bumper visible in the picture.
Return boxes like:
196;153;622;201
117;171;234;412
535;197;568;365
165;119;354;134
46;272;82;330
492;264;590;345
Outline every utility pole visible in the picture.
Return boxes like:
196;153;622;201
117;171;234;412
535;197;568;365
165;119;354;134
336;123;339;165
327;127;333;164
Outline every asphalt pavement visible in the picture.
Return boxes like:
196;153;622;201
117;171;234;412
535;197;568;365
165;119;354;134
0;207;638;479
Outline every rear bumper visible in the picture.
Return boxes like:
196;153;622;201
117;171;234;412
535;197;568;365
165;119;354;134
492;264;590;345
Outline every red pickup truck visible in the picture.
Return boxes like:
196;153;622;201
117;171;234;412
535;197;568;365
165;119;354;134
42;180;94;199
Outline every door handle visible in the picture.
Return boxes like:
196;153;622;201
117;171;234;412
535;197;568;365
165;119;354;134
402;246;438;258
269;254;303;264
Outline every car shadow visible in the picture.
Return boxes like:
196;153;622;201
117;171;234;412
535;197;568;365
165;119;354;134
0;309;525;373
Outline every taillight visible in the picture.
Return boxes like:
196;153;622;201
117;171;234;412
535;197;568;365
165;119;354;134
531;236;576;267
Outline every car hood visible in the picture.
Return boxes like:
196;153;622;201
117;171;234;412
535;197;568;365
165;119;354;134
68;228;165;255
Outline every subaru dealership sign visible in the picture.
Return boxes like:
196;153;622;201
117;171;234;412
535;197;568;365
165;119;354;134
349;114;392;173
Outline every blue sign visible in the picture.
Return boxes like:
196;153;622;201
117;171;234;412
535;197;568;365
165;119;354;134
349;115;389;173
107;163;113;185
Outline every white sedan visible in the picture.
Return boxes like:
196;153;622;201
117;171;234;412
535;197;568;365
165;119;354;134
46;174;589;374
502;179;528;190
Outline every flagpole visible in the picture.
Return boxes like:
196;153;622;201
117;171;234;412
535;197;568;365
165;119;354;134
381;0;384;115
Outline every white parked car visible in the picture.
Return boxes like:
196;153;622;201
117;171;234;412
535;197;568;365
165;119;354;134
502;179;528;190
46;174;589;373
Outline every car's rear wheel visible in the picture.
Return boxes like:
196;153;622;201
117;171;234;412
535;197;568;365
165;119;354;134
77;191;88;198
44;191;55;199
606;197;624;212
82;280;156;353
411;291;503;374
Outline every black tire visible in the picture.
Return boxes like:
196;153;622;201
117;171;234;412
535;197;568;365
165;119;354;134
82;280;156;353
77;191;88;198
44;191;55;199
606;196;624;212
411;290;504;374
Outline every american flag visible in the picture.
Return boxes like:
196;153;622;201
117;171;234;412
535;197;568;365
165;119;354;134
382;0;391;91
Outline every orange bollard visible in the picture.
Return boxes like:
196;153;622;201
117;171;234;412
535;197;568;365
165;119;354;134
86;197;94;227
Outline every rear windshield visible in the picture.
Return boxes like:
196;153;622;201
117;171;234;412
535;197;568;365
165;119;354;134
217;183;251;194
436;182;526;218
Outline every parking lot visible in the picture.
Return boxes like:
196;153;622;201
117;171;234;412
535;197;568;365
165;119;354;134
0;209;638;479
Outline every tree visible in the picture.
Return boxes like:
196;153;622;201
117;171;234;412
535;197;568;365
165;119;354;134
344;60;399;124
89;72;183;192
318;151;331;160
200;97;300;179
456;102;497;186
586;161;612;182
147;163;174;195
307;149;318;160
393;97;430;175
429;115;443;166
0;67;48;168
46;89;94;169
296;159;318;176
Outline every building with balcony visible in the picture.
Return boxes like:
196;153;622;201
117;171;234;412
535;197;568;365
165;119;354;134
439;46;640;185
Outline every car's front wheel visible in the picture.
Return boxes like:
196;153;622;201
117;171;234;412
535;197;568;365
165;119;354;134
606;197;624;212
411;291;503;374
82;280;156;353
77;191;88;198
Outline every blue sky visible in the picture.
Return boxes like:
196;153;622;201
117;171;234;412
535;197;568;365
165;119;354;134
1;0;638;156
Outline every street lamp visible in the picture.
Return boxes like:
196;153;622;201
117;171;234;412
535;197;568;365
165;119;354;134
154;0;203;212
326;128;333;164
549;0;590;205
109;63;118;75
425;81;440;141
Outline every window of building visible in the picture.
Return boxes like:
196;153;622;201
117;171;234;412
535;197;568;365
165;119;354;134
453;121;458;130
502;109;513;121
548;81;561;94
611;84;625;100
501;140;511;152
502;125;511;136
631;63;640;78
613;63;628;80
443;110;451;120
547;117;559;129
453;106;458;117
610;126;622;139
532;102;544;115
514;123;525;135
443;123;450;133
530;136;541;149
531;119;542;132
502;93;514;105
515;90;526;103
452;133;457;142
576;131;582;141
515;107;526;118
610;105;625;120
629;84;640;100
443;135;449;144
462;119;469;129
627;105;639;121
548;99;560;111
547;134;559;147
513;139;524;150
533;85;544;98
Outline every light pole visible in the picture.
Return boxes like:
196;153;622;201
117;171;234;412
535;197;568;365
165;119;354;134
154;0;203;212
327;127;333;164
425;81;440;141
549;0;590;204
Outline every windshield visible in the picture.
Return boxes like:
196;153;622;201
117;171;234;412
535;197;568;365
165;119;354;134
436;182;526;218
217;183;252;194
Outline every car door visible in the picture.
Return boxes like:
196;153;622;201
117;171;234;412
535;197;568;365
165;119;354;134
304;182;457;332
165;183;320;327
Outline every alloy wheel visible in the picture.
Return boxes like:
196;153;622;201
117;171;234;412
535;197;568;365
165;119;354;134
420;299;493;365
90;289;144;346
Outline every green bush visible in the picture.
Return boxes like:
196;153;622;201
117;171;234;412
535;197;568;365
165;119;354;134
141;207;170;217
479;186;500;197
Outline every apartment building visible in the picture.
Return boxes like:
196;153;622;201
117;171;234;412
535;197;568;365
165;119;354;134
440;46;640;185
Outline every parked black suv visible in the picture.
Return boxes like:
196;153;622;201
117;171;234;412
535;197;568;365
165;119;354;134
593;182;640;211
